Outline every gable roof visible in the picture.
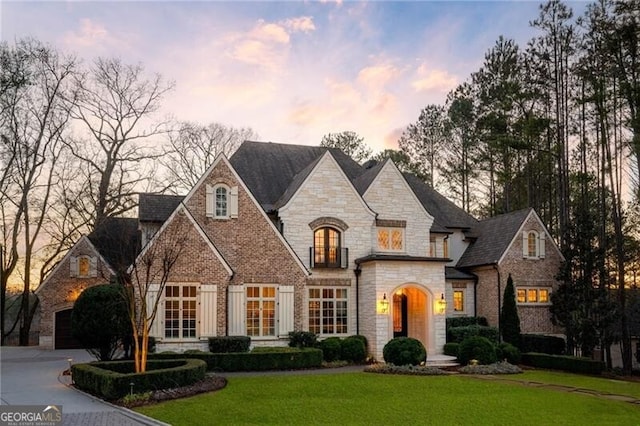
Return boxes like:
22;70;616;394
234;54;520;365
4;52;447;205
139;193;184;222
456;208;533;268
88;217;141;273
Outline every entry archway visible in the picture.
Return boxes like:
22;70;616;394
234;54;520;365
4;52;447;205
391;286;429;350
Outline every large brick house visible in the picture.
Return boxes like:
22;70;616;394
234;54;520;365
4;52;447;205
38;141;563;359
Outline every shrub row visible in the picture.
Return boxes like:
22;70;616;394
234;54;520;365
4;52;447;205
521;353;604;375
208;336;251;353
520;334;565;355
149;347;323;372
71;359;206;400
317;336;368;363
446;316;488;328
449;325;499;343
445;338;521;365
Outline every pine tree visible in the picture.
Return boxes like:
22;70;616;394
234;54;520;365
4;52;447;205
501;274;521;347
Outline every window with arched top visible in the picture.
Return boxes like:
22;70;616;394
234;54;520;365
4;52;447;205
215;186;228;217
205;184;238;219
522;230;545;259
78;257;90;277
313;227;341;268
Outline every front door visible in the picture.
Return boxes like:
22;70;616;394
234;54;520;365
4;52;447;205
393;293;408;338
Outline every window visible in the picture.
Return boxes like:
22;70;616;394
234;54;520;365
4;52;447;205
78;257;90;277
522;230;546;259
517;287;551;305
246;286;276;337
527;232;537;257
164;284;197;339
313;227;341;268
70;255;96;278
429;237;449;258
377;228;404;252
453;290;464;312
206;184;238;219
308;288;348;335
215;186;227;217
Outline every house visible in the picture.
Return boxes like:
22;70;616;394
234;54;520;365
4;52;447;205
39;141;564;360
36;217;140;349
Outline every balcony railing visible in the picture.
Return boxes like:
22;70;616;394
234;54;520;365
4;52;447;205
309;247;348;269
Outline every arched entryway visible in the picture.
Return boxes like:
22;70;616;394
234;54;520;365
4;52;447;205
392;287;430;350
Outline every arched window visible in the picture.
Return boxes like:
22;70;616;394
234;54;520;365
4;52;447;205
78;257;90;277
313;227;341;268
215;186;228;217
527;231;537;257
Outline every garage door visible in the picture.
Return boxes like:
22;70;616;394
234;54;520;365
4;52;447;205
54;309;82;349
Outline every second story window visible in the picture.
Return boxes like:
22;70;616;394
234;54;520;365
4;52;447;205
377;228;404;252
313;227;341;268
215;186;228;217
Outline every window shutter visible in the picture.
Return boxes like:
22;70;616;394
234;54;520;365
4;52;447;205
539;232;546;259
229;186;238;218
278;285;295;337
228;286;245;336
205;185;214;217
199;285;217;338
147;283;162;339
69;256;78;277
309;247;315;269
522;232;528;258
89;257;98;277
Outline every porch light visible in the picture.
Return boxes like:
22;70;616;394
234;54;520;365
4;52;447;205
378;293;390;314
437;293;446;314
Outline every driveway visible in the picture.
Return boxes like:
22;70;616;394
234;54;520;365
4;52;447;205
0;346;165;425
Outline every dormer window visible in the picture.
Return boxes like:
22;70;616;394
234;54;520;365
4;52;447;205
206;184;238;219
522;230;545;259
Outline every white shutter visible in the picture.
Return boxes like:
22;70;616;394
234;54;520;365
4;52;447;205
147;283;163;339
230;186;238;218
205;185;214;217
69;256;78;277
522;232;528;258
278;285;295;337
199;285;217;338
539;232;546;259
89;257;98;277
228;285;245;336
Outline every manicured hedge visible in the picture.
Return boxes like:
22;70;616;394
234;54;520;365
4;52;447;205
383;337;426;366
208;336;251;353
458;336;497;365
71;359;206;400
149;348;323;372
449;325;499;343
443;342;460;357
520;334;565;355
521;353;604;375
446;316;488;328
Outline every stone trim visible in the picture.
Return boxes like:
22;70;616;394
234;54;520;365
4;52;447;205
452;282;467;288
308;217;349;231
375;219;406;228
306;278;351;287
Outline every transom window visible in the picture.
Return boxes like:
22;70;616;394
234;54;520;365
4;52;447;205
453;290;464;312
308;288;348;335
246;286;276;337
216;186;228;217
377;228;404;252
517;287;550;304
164;284;197;339
313;227;341;268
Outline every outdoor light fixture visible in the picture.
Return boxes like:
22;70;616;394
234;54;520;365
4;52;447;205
67;358;73;383
378;293;390;314
437;293;446;314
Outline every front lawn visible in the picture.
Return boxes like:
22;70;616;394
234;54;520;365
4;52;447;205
135;372;639;425
521;371;640;399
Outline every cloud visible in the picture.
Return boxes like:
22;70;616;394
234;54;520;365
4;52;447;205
411;63;458;93
62;18;111;48
357;63;400;91
384;127;405;150
283;16;316;33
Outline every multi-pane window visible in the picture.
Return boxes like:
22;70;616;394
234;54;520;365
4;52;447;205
527;232;537;257
377;228;404;252
517;287;551;305
314;227;341;268
78;257;90;277
308;288;348;335
164;284;197;339
215;186;228;217
246;286;276;337
453;290;464;312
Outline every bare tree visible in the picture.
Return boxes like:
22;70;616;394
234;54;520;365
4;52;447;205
161;121;256;194
0;39;78;344
65;57;174;229
320;131;372;164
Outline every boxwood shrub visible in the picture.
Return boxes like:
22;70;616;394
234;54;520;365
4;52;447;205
71;359;206;400
383;337;426;366
443;342;460;357
521;353;604;375
458;336;497;365
208;336;251;353
520;334;565;355
340;336;367;363
449;325;499;343
318;337;342;362
288;331;318;348
496;342;521;364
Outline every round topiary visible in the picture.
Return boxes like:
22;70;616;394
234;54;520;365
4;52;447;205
382;337;426;366
496;342;521;364
319;337;342;362
340;336;367;363
458;336;497;365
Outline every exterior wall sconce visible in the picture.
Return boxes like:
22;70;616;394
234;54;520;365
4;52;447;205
378;293;390;314
437;293;446;315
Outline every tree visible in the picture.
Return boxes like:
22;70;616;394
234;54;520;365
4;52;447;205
370;149;429;181
65;57;174;229
161;121;257;194
71;283;131;361
500;274;521;347
124;210;190;373
0;38;78;345
320;131;371;164
398;105;448;187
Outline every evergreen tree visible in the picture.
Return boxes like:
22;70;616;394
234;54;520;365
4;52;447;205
500;274;521;347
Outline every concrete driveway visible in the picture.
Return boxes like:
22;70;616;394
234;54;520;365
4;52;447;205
0;346;165;425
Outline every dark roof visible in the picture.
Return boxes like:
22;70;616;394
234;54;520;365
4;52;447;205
445;267;476;281
355;254;449;264
139;193;184;222
88;217;141;273
352;160;386;195
229;141;363;211
456;208;533;268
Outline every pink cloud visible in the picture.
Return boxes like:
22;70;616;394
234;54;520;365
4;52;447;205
62;18;111;48
411;63;458;93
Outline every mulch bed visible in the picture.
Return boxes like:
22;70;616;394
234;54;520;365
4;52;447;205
118;374;227;407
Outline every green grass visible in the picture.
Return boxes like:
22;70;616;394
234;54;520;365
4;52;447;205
135;372;639;425
521;370;640;399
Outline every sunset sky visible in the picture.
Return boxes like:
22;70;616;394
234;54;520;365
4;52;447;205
2;1;587;153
